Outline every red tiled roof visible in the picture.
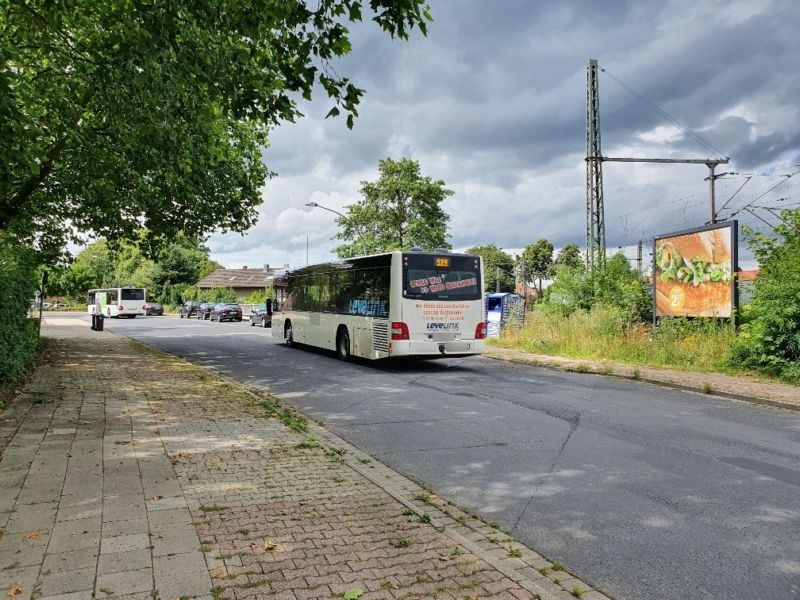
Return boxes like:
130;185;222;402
196;268;276;289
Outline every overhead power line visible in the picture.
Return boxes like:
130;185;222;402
599;67;728;159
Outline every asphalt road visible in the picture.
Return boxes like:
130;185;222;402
87;314;799;600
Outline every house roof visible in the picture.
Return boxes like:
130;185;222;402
196;267;277;289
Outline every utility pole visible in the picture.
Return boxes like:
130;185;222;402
636;240;643;276
586;59;605;274
585;59;730;270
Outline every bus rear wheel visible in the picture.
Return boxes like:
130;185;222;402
285;321;294;347
336;327;351;361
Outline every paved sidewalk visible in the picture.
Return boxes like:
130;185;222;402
487;346;800;411
0;321;609;600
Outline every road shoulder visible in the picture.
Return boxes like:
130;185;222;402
486;345;800;412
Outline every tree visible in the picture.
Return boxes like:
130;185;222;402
466;244;515;293
555;243;583;270
544;252;650;322
518;239;554;293
729;209;800;384
55;234;217;300
335;158;453;257
1;1;432;259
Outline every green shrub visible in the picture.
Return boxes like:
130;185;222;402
243;288;269;304
496;304;736;373
544;253;651;322
198;286;238;303
0;235;39;385
727;209;800;384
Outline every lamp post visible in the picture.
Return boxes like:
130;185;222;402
305;202;368;256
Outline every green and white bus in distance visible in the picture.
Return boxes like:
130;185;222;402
272;250;486;360
87;287;147;318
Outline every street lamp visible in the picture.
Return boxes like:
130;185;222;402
305;201;368;256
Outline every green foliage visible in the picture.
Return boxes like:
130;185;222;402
334;158;453;257
199;287;238;304
495;304;737;374
243;289;270;304
518;239;554;293
555;243;584;270
54;236;216;303
728;209;800;384
466;244;515;292
1;2;431;258
545;252;651;322
0;235;39;385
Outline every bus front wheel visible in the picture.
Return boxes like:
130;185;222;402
336;327;351;361
285;321;294;347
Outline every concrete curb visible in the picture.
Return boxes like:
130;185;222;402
117;332;613;600
485;350;800;413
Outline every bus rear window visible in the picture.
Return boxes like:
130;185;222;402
121;289;145;300
403;254;481;301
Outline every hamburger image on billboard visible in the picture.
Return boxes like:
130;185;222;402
654;222;736;318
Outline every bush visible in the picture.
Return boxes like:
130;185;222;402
544;253;651;322
727;209;800;384
496;304;736;373
198;286;238;303
0;235;39;385
243;289;269;304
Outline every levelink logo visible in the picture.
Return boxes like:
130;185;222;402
426;322;459;331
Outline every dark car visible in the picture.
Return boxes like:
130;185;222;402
249;304;272;328
196;302;214;320
180;300;201;318
210;303;243;322
144;302;164;316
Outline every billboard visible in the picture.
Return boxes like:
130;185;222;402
653;221;737;318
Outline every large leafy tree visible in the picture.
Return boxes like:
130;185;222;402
729;209;800;384
334;158;452;257
466;244;515;293
0;1;431;259
54;234;217;300
554;243;583;270
518;239;554;293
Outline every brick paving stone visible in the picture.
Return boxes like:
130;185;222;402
0;318;608;600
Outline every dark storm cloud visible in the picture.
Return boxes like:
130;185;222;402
214;0;800;265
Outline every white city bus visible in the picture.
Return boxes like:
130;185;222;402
87;287;147;318
272;250;486;360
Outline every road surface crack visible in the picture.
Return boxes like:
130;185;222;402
512;411;581;531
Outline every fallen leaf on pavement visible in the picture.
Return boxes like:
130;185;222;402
428;494;438;500
152;495;163;500
7;586;22;598
25;531;41;541
263;540;277;550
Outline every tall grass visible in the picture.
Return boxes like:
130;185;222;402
493;304;739;374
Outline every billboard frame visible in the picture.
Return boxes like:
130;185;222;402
652;220;738;329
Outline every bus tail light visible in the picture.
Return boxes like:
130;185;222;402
475;322;487;340
118;305;124;311
391;322;410;340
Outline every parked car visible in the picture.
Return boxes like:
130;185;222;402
210;303;243;322
144;302;164;316
196;302;214;320
180;300;201;318
249;304;272;328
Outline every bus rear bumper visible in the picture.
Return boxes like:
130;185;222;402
390;340;484;357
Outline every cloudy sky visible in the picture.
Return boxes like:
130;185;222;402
208;0;800;270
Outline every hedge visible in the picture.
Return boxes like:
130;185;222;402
0;235;39;385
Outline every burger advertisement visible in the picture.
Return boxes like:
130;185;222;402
654;222;737;318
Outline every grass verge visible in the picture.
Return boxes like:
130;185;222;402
492;305;751;376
